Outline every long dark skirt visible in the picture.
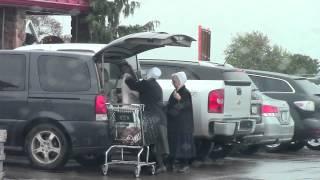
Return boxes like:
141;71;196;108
155;125;170;155
142;111;160;145
168;132;195;159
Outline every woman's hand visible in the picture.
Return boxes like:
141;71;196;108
173;91;181;101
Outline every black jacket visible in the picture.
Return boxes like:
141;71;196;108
125;78;167;125
167;86;194;134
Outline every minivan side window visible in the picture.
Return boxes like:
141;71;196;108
0;54;26;91
38;55;91;92
249;75;293;93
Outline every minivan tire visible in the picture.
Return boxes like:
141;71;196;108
25;123;70;170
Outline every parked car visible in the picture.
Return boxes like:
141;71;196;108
240;83;294;154
305;76;320;86
140;60;256;158
0;50;110;169
245;69;320;151
9;32;195;169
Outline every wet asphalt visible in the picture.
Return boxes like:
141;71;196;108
3;148;320;180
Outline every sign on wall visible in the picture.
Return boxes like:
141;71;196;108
198;25;211;61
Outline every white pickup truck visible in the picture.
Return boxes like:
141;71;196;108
140;60;256;152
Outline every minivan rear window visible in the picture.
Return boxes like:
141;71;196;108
38;55;91;92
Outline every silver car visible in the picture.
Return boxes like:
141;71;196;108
240;85;295;154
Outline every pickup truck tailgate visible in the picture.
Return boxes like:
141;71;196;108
224;82;252;118
223;70;252;118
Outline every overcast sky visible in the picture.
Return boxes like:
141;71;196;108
55;0;320;63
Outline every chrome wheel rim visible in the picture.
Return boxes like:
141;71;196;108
308;138;320;147
31;130;61;164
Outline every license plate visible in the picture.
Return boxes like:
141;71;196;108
251;106;259;115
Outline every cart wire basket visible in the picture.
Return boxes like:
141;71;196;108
102;104;156;178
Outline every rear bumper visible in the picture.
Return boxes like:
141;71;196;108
300;118;320;139
242;117;294;145
208;118;256;137
60;121;111;156
242;134;292;145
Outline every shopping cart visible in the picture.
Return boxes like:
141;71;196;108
102;104;156;178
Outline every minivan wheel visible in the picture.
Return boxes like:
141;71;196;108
306;138;320;150
75;154;105;167
25;124;70;170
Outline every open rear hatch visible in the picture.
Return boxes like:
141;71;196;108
93;32;195;62
93;32;195;88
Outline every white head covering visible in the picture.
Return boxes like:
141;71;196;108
172;71;187;89
146;67;162;80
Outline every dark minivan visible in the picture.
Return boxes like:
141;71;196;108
2;32;194;169
0;51;110;169
245;69;320;151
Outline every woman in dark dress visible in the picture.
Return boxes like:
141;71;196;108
125;67;169;173
167;71;195;173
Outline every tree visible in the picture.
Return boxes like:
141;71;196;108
225;31;272;71
27;15;62;36
87;0;159;43
225;31;319;75
282;54;319;75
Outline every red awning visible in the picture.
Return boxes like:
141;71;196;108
0;0;90;13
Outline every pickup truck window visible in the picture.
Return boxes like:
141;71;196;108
141;64;197;80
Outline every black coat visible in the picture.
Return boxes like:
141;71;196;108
167;85;194;134
125;78;167;126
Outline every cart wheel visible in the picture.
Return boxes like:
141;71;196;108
151;165;156;175
135;166;141;178
102;164;109;176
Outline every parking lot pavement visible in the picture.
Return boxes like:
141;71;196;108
4;148;320;180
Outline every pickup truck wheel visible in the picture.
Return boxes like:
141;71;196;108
25;124;70;170
286;140;305;152
240;145;260;155
306;138;320;150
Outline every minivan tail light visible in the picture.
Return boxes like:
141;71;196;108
261;104;279;117
95;95;108;121
294;101;315;111
208;89;224;113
